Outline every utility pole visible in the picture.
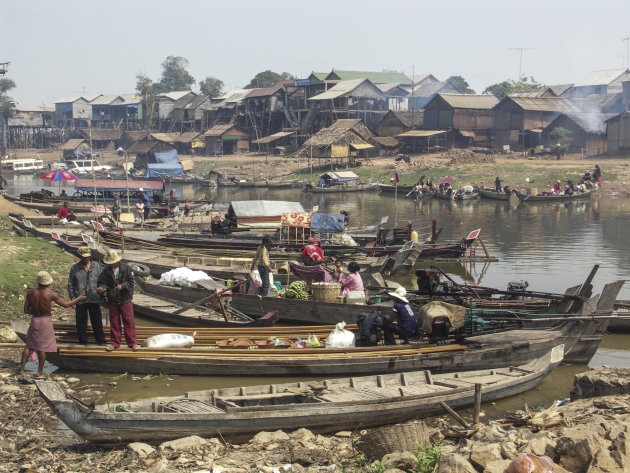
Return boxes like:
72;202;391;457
508;48;536;80
623;37;630;69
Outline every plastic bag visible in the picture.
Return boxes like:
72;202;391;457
307;334;320;347
159;267;211;287
507;453;554;473
325;322;355;348
142;332;195;349
0;326;18;343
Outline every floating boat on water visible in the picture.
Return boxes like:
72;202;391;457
378;184;415;194
33;345;564;445
478;187;518;201
455;186;480;200
515;189;592;203
306;183;378;193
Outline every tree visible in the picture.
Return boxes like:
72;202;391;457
199;76;224;98
245;70;294;89
446;76;475;94
484;76;546;100
159;56;195;92
135;73;161;131
550;126;572;157
0;77;16;155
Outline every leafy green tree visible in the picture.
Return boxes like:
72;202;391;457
245;70;294;89
159;56;195;92
0;77;16;155
484;76;546;100
135;73;160;130
445;76;475;94
199;76;224;97
550;126;572;156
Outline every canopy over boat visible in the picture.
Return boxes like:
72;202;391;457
229;200;304;229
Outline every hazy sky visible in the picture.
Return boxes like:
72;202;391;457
2;0;629;104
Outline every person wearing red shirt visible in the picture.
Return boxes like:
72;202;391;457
57;202;76;222
301;237;326;266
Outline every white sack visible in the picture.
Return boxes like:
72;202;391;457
142;333;195;348
159;267;212;287
325;321;355;348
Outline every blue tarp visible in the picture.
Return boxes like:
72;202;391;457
73;149;92;158
154;149;178;163
146;162;183;177
310;213;345;234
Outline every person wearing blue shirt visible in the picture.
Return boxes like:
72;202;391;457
383;287;417;345
139;187;151;220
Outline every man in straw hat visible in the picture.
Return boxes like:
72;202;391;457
97;249;139;351
19;271;86;377
68;247;106;346
383;286;418;345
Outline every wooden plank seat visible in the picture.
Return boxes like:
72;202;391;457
155;398;224;413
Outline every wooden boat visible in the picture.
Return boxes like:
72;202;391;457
515;189;592;203
307;183;378;193
10;309;606;376
435;189;455;200
479;187;513;201
378;184;415;194
132;291;279;328
33;345;563;445
455;187;479;200
234;180;300;189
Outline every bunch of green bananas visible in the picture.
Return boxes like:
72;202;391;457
283;280;309;300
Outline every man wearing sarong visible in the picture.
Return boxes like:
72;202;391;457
97;250;139;351
19;271;85;377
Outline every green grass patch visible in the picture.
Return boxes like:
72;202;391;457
0;216;75;321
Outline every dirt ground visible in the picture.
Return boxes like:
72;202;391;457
6;147;630;197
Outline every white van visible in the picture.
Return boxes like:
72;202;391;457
0;158;45;173
68;159;113;175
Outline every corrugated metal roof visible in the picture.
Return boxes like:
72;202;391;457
376;83;409;95
89;95;122;105
203;124;249;138
157;91;195;101
310;72;328;80
151;132;201;143
437;94;499;109
55;96;85;104
308;79;384;100
327;70;412;84
573;69;629;87
504;97;582;113
83;94;102;102
396;130;447;138
116;95;142;105
549;84;574;96
412;81;458;98
252;131;294;144
230;200;304;218
216;89;251;103
14;102;54;112
323;171;359;180
245;81;293;98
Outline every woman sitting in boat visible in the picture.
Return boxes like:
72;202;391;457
383;287;417;345
334;261;364;297
565;180;575;195
552;180;562;195
302;237;326;266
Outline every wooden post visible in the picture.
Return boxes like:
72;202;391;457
439;400;471;429
215;289;229;322
473;383;482;425
478;237;490;259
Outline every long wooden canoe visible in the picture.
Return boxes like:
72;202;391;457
34;345;564;445
515;189;592;203
307;183;378;193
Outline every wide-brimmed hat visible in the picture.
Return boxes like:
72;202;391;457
77;246;91;257
388;286;409;303
103;249;122;265
139;187;144;192
37;271;53;286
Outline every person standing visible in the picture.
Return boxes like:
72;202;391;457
250;236;272;296
19;271;85;377
139;187;151;220
68;247;106;346
594;164;602;187
383;287;418;345
495;177;502;193
97;250;138;351
184;199;191;217
111;194;122;222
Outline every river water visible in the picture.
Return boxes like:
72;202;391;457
8;177;630;411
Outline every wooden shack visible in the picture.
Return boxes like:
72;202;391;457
606;112;630;155
202;124;250;155
544;113;612;155
301;119;375;163
375;110;423;136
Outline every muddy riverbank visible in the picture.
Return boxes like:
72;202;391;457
1;349;629;473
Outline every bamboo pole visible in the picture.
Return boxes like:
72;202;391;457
439;401;471;429
473;383;482;425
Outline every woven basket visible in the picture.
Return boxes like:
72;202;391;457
312;283;341;303
356;421;430;461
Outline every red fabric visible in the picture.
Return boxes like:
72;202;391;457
301;244;325;263
26;316;57;353
108;301;136;348
394;172;399;184
58;207;69;219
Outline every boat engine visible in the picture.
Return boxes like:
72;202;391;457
415;269;454;295
429;316;451;343
210;216;232;235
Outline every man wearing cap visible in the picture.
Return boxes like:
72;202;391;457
383;287;418;345
19;271;86;377
139;188;151;221
68;247;106;346
301;237;326;266
97;250;138;351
